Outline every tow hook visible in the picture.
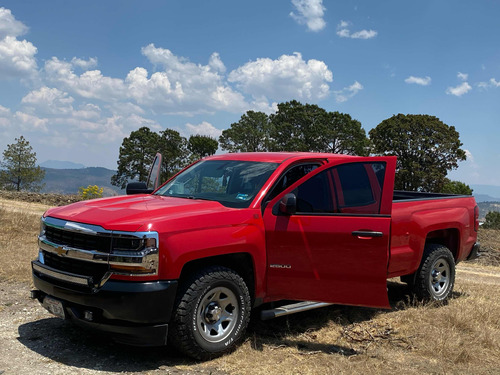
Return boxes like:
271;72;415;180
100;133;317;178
30;290;42;301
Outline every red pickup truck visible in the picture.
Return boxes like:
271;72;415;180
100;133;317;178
31;152;480;359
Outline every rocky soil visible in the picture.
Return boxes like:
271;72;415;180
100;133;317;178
0;282;224;375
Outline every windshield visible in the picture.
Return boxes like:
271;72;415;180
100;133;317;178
155;160;279;208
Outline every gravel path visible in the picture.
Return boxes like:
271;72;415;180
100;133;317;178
457;264;500;286
0;281;224;375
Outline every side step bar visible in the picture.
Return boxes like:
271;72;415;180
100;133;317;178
260;301;333;320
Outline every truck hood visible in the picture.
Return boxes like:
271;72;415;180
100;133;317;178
45;194;233;232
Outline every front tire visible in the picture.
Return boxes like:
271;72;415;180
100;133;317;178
169;266;251;360
413;244;455;301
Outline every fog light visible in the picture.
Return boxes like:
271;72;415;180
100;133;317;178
84;311;94;321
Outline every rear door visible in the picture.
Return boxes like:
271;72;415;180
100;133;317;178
263;157;396;308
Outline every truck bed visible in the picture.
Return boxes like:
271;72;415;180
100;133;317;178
393;190;469;201
388;192;477;278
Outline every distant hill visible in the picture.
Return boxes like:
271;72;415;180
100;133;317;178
40;160;86;169
41;167;124;196
472;184;500;202
475;194;500;203
478;202;500;220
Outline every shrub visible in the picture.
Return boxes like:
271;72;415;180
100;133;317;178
78;185;104;200
483;211;500;229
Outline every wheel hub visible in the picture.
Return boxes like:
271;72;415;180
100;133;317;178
432;269;442;283
429;257;450;297
204;302;222;323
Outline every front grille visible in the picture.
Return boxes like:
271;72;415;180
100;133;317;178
45;226;112;253
42;251;109;282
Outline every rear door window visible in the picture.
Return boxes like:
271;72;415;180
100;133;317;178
292;162;386;215
333;162;386;214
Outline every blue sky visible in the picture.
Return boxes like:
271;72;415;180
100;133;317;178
0;0;499;187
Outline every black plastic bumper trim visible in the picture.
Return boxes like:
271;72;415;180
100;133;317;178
69;312;169;346
33;272;178;323
467;242;481;261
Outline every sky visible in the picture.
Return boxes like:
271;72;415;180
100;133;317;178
0;0;499;187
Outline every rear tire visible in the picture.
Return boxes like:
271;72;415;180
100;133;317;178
169;266;251;360
413;244;455;301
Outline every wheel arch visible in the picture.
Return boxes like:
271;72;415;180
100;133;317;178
178;253;256;305
425;228;460;261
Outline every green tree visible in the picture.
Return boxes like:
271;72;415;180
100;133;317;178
188;135;218;159
369;114;466;192
269;100;327;152
317;111;370;155
0;136;45;192
219;102;369;155
219;111;271;152
111;127;161;189
157;129;190;182
483;211;500;229
268;100;369;154
440;179;473;195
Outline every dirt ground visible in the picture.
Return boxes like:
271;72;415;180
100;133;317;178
0;280;224;375
1;265;498;375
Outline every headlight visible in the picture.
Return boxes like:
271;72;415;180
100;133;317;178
109;233;159;275
40;217;46;236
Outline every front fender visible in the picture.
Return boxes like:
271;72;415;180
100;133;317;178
158;216;267;298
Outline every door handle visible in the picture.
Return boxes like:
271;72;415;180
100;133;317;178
352;231;384;238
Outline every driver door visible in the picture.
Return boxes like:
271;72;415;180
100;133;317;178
263;157;396;308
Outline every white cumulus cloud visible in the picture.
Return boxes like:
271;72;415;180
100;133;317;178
457;72;468;81
336;20;377;39
350;30;378;39
44;57;127;101
14;111;49;131
477;78;500;89
0;104;12;128
490;78;500;87
0;7;28;38
464;149;474;162
228;52;332;102
208;52;226;73
0;8;37;79
139;44;247;113
0;36;37;79
185;121;222;139
71;57;98;70
290;0;326;32
405;76;431;86
333;81;363;103
21;87;74;115
446;82;472;97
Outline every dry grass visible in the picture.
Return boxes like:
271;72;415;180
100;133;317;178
203;278;500;375
0;203;42;283
476;228;500;266
1;200;500;374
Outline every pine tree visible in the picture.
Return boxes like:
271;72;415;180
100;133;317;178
0;136;45;192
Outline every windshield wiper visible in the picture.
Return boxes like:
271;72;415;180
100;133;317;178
188;196;214;201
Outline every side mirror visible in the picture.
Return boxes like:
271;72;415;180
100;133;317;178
279;193;297;215
126;182;154;195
